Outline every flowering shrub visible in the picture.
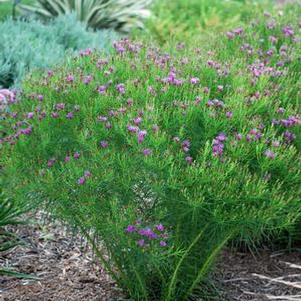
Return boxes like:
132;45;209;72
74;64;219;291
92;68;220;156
1;9;301;300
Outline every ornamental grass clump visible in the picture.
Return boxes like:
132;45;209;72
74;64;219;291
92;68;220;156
1;9;301;300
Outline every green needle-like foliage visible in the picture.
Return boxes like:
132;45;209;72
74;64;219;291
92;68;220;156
1;6;301;300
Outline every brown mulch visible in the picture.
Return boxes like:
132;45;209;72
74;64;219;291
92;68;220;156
217;250;301;301
1;215;301;301
0;214;125;301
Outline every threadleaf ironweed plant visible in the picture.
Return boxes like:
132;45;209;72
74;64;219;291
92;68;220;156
1;9;301;301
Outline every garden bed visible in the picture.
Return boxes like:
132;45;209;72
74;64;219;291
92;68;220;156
1;215;300;301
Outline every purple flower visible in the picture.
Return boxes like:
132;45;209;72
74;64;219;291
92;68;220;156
100;140;109;148
137;130;147;144
65;156;71;162
83;75;93;85
212;133;227;157
105;122;112;129
190;77;200;85
138;228;155;239
235;133;243;141
47;159;55;167
84;170;92;178
182;140;190;149
21;127;32;135
116;83;125;94
269;36;278;44
97;116;108;123
127;125;139;133
155;224;164;232
66;74;74;82
78;177;86;185
56;103;65;110
216;133;227;142
66;112;73;119
51;112;59;118
27;112;34;119
37;95;44;101
226;111;233;118
159;241;167;247
98;85;107;94
277;107;285;114
233;27;244;35
125;225;136;233
133;117;142;125
264;150;276;159
143;149;152;156
283;130;296;143
185;156;193;164
74;152;80;160
126;98;133;107
282;25;294;37
137;239;145;247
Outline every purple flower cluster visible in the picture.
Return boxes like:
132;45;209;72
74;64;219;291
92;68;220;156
116;83;125;94
47;151;81;169
264;149;276;159
272;116;300;128
212;133;227;157
137;130;147;144
125;221;168;248
77;170;92;185
113;39;143;55
207;99;225;108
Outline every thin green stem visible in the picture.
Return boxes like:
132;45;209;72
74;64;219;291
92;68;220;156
165;224;209;301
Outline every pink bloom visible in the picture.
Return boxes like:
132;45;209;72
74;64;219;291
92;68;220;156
84;171;92;178
78;177;86;185
190;77;200;85
264;150;276;159
66;74;74;82
27;112;34;119
100;140;109;148
160;241;167;247
143;149;152;156
137;130;147;144
125;225;136;233
226;111;233;119
155;224;164;232
66;112;74;119
137;239;145;247
185;156;193;164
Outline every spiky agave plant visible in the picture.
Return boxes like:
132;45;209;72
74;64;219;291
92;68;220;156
19;0;152;32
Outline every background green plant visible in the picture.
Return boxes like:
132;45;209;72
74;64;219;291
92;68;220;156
0;0;33;20
0;14;117;88
19;0;152;32
144;0;273;44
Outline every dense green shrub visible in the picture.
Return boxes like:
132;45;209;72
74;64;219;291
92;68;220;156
146;0;273;43
0;14;117;88
19;0;152;33
1;8;301;300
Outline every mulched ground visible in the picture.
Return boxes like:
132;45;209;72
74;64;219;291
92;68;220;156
1;214;300;301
